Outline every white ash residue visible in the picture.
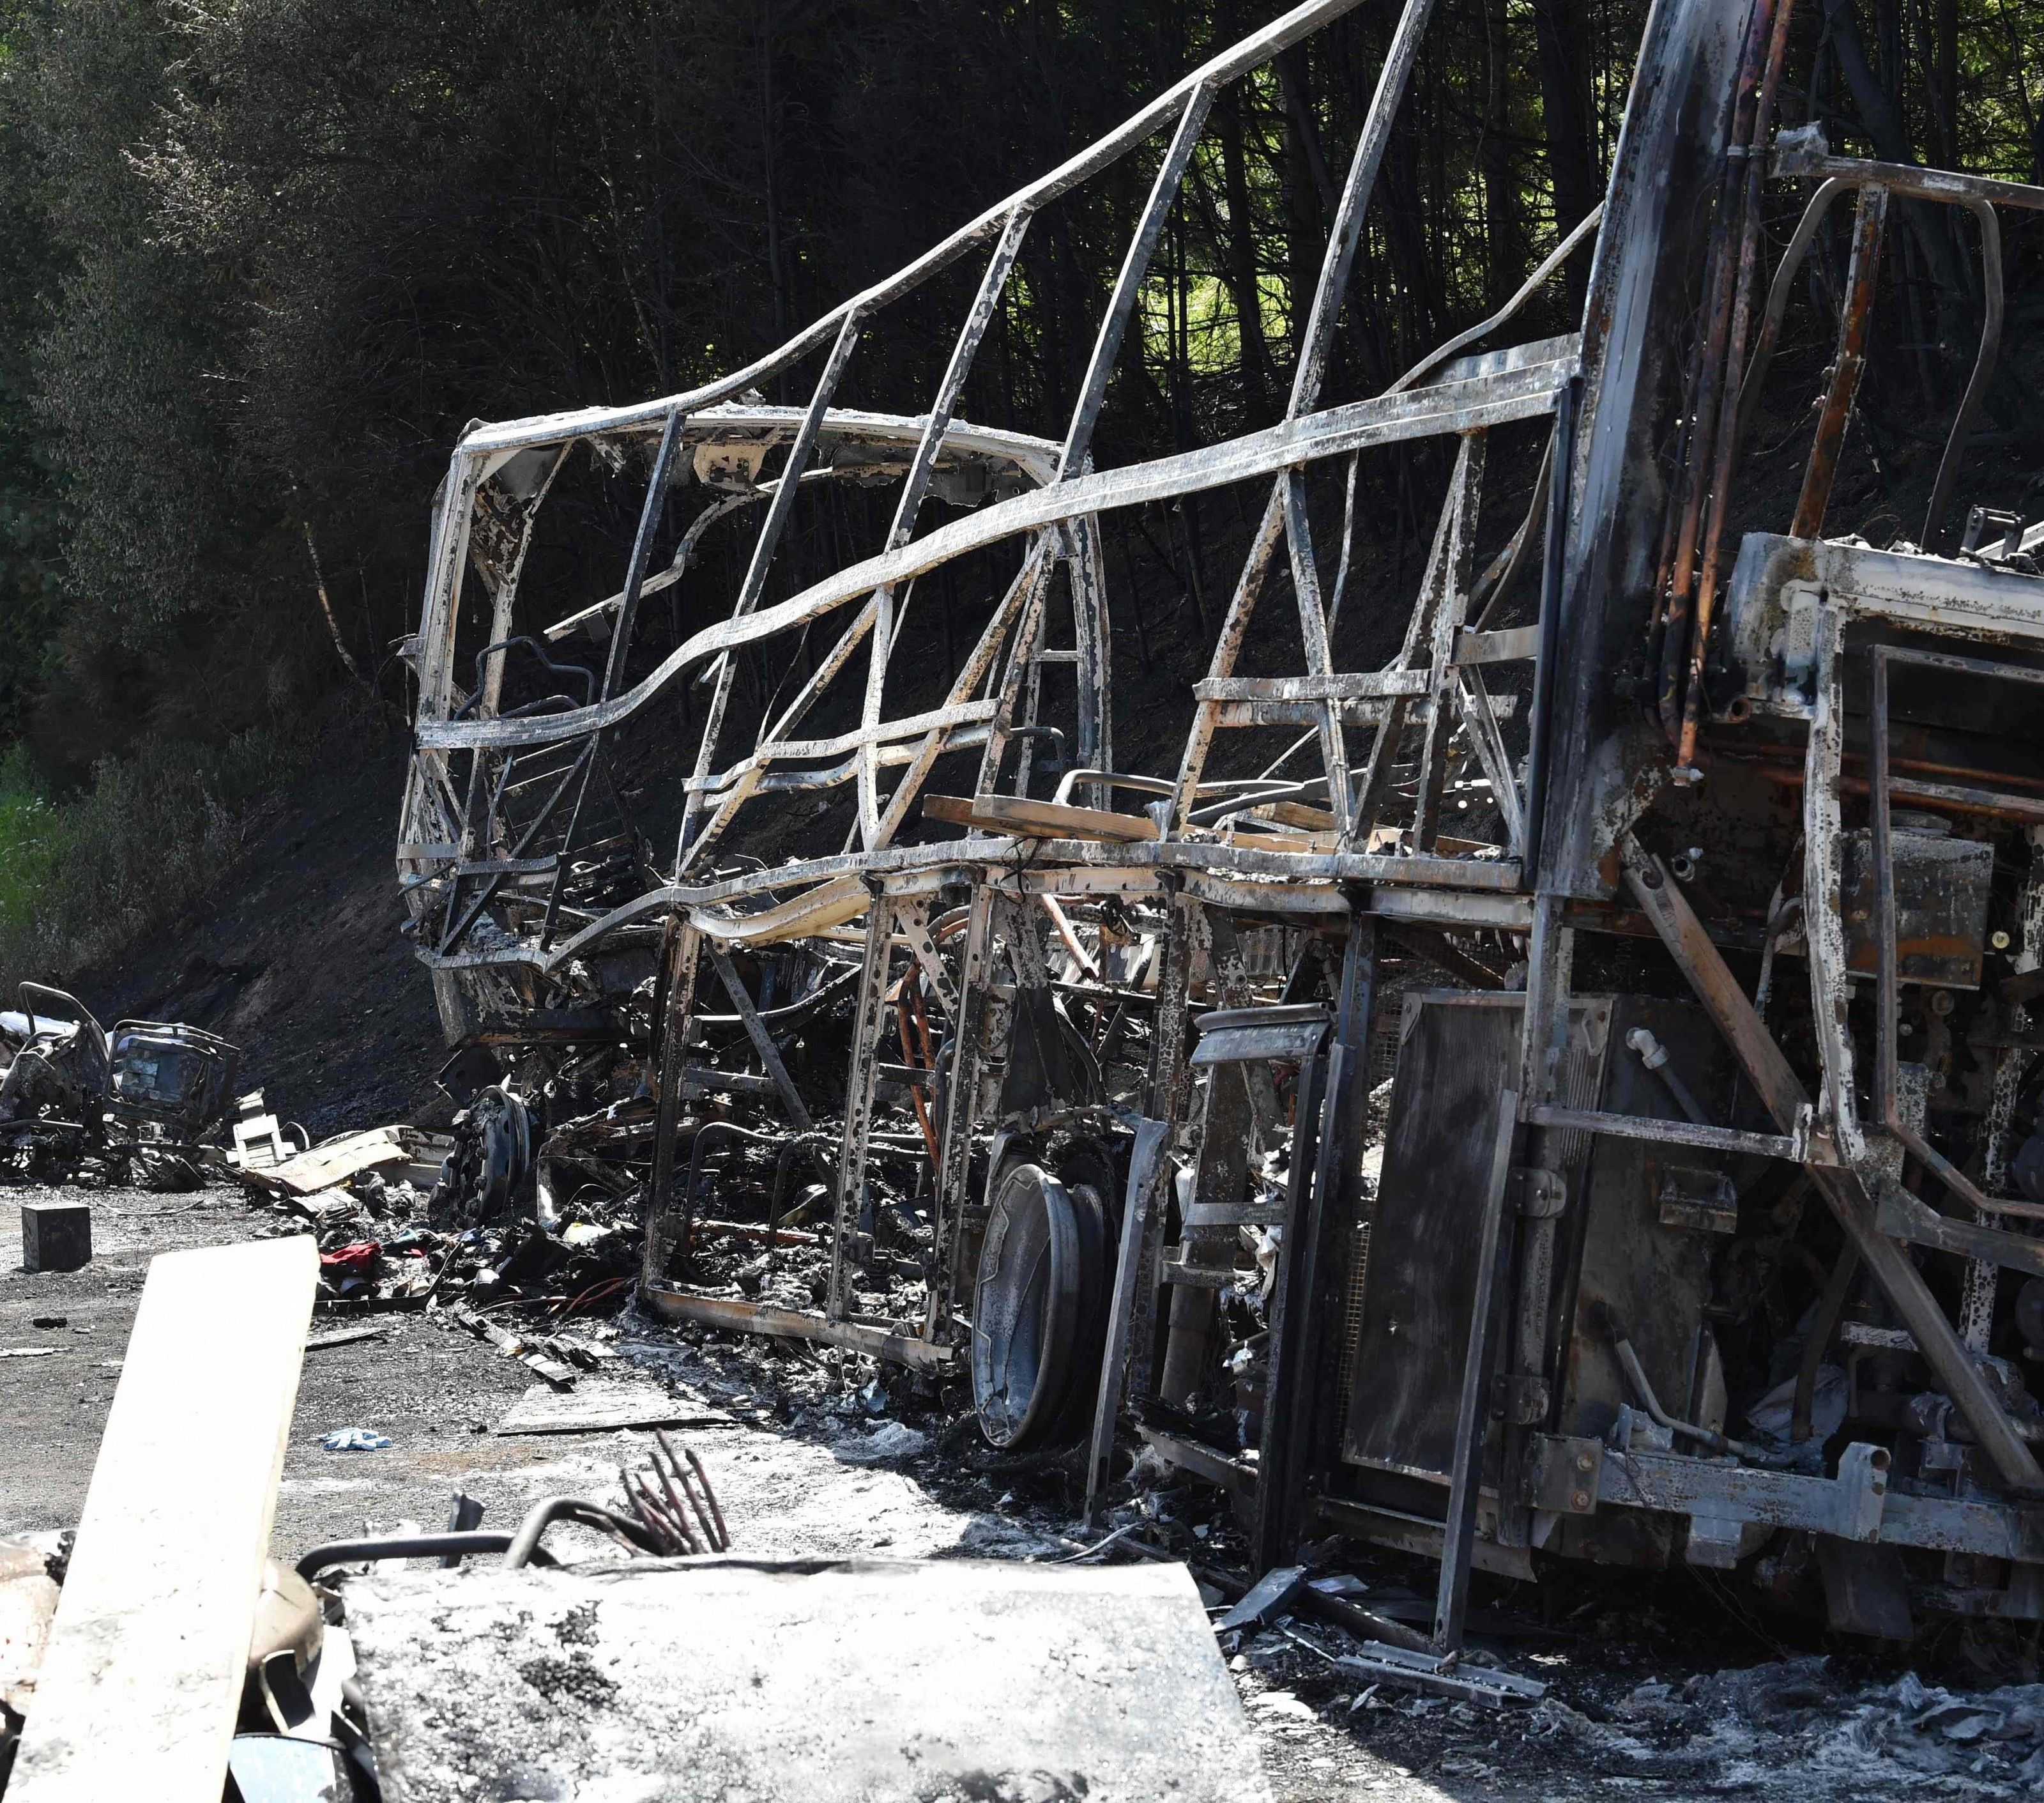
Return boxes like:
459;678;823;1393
1543;1655;2044;1793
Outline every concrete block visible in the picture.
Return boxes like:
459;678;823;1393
20;1199;91;1273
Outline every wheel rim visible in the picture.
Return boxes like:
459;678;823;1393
972;1162;1083;1448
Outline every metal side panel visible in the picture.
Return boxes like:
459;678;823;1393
1552;994;1738;1443
1343;992;1527;1478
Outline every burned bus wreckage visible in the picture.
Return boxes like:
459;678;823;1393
395;0;2044;1650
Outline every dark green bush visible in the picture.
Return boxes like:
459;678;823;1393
0;724;307;986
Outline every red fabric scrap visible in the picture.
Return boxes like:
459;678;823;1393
320;1241;383;1279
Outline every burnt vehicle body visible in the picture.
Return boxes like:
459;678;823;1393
104;1021;240;1162
0;985;110;1174
399;0;2044;1644
1;986;238;1183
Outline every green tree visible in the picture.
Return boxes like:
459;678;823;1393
0;4;65;743
25;0;231;663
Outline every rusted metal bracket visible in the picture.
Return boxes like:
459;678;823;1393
1594;1438;1893;1545
1528;1434;1604;1514
1787;185;1886;542
1508;1167;1567;1216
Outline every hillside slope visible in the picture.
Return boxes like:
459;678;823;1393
73;728;450;1138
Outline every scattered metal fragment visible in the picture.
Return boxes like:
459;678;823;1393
1218;1564;1306;1632
301;1325;389;1352
225;1091;301;1176
450;1305;577;1388
1330;1642;1548;1709
237;1124;448;1202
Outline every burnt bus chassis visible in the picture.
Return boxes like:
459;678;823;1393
398;0;2044;1646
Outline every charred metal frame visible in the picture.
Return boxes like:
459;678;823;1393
399;0;2044;1648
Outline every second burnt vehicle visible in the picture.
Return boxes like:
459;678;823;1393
0;984;238;1186
395;0;2044;1648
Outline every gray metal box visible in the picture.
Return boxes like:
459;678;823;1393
21;1198;91;1272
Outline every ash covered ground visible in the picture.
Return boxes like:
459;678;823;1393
7;1176;2044;1800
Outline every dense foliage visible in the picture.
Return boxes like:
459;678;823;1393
0;0;2036;974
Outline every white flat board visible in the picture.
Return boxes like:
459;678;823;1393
9;1236;318;1803
349;1558;1274;1802
259;1127;411;1196
494;1379;732;1435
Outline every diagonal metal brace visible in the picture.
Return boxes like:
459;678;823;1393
1618;833;2044;1494
705;942;814;1136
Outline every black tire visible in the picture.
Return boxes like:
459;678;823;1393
1047;1139;1122;1442
1046;1165;1114;1445
475;1086;530;1216
1055;1139;1122;1242
972;1160;1084;1449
